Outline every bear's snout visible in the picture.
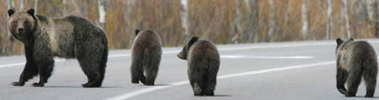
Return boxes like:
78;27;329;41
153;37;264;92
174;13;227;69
18;28;24;34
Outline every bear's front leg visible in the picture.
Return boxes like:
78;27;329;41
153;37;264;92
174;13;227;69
12;61;39;86
33;60;54;87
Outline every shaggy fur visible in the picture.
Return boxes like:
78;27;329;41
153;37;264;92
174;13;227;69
130;29;162;85
8;9;108;87
335;38;377;97
177;36;220;96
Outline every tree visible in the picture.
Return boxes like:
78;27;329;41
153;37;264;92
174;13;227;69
34;0;38;14
98;0;108;28
366;0;379;37
268;0;276;41
227;0;242;44
342;0;351;38
180;0;189;36
20;0;25;10
301;0;308;39
246;0;256;43
326;0;332;40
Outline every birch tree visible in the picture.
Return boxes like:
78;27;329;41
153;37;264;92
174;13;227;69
34;0;38;14
3;0;14;54
268;0;276;41
301;0;308;39
71;0;81;16
366;0;378;37
98;0;108;28
63;0;66;16
227;0;242;44
342;0;351;38
122;0;135;46
326;0;332;40
181;0;189;36
20;0;25;10
246;0;256;43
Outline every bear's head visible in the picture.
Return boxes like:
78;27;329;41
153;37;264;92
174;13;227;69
335;38;354;55
8;9;37;42
177;36;199;60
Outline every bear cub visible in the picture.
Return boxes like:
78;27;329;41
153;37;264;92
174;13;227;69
8;9;108;87
335;38;377;97
177;36;220;96
130;29;162;85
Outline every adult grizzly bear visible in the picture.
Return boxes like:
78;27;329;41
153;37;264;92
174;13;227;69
335;38;377;97
8;9;108;87
177;36;220;96
130;29;162;85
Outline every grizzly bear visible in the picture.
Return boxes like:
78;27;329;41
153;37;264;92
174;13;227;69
335;38;377;97
130;29;162;85
8;9;108;87
177;36;220;96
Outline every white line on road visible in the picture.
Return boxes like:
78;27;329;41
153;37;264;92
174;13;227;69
221;55;313;59
0;40;374;68
105;61;335;100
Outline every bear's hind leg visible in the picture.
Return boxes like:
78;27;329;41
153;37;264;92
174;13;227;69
193;81;204;96
78;58;103;87
145;65;158;86
131;61;145;84
345;69;363;97
204;76;216;96
363;67;377;98
32;61;54;87
336;67;348;94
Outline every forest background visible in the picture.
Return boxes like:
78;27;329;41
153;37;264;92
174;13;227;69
0;0;378;56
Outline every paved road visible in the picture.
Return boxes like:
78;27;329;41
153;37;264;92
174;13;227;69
0;39;379;100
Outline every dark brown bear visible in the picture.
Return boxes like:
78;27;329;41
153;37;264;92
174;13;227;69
8;9;108;87
177;36;220;96
335;38;377;97
130;29;162;85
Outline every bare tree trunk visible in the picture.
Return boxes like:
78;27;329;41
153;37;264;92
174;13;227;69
301;0;308;39
227;0;242;44
3;0;13;55
181;0;189;36
246;0;256;43
20;0;25;10
342;0;351;38
34;0;38;14
98;0;108;29
268;0;276;41
366;0;379;37
352;0;364;38
63;0;67;16
123;0;135;47
71;0;81;16
326;0;333;40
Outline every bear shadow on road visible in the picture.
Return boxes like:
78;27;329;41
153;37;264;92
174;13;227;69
351;96;379;98
195;94;232;97
213;94;232;97
140;84;172;86
42;86;122;88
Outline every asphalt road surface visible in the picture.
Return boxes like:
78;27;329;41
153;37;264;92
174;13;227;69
0;39;379;100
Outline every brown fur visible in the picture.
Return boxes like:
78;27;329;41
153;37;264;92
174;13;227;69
336;38;378;97
178;36;220;96
130;29;162;85
8;9;108;87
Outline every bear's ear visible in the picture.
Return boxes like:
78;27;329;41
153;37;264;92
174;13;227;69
188;36;199;47
135;29;140;36
336;38;343;45
8;9;15;17
27;9;35;16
